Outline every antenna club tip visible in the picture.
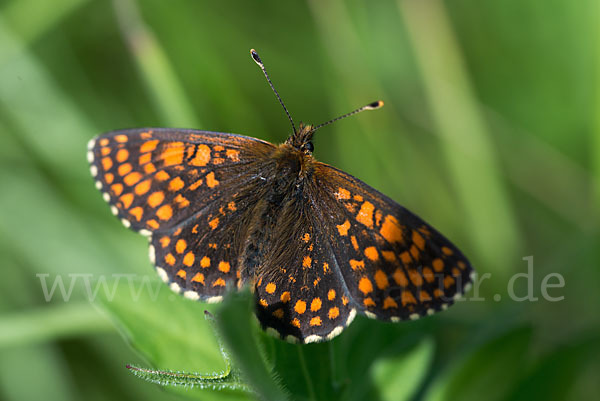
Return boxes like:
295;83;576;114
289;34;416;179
367;100;384;110
250;49;262;64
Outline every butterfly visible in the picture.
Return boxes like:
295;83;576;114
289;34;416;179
88;49;474;344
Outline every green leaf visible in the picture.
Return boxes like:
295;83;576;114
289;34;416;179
215;289;290;401
371;337;435;401
424;326;532;401
504;334;600;401
98;279;252;400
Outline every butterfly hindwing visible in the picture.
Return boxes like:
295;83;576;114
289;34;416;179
253;188;357;343
311;163;474;321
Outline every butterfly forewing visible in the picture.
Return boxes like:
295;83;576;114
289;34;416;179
88;128;275;234
311;163;474;322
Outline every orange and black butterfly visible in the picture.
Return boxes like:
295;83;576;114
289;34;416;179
88;49;474;344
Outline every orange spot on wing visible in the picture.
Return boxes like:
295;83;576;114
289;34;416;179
310;298;322;311
382;251;396;262
328;289;336;300
433;258;444;272
140;139;159;153
226;149;240;161
265;282;276;294
118;163;132;176
116;149;129;162
147;191;164;208
175;239;187;253
356;201;375;228
363;297;376;307
212;278;226;287
114;134;128;143
156;204;173;221
410;245;420;260
191;273;204;284
408;269;423;286
444;276;455;289
442;246;453;256
200;256;210;268
120;193;134;209
281;291;291;303
111;183;124;196
401;290;417;306
155;170;169;181
104;173;114;184
272;309;284;319
302;256;312;268
328;307;340;319
99;138;109;147
374;269;389;290
143;163;156;174
302;233;310;242
101;157;113;171
209;217;219;230
380;215;404;244
169;177;184;191
101;147;111;156
160;142;185;166
434;288;444;298
419;290;432;301
129;206;143;221
358;277;373;294
294;300;306;314
206;172;219;188
350;259;365;270
412;230;426;251
310;316;322;327
228;202;237;211
364;246;379;261
393;269;409;286
189;144;211;166
189;178;203;191
159;236;170;248
146;219;159;229
342;296;349;305
134;179;151;196
139;153;152;165
337;220;350;236
124;172;142;186
218;261;231;273
174;194;190;208
422;267;435;283
176;269;186;279
383;296;398;309
183;252;195;267
165;253;175;266
323;262;330;273
400;251;412;265
292;318;301;328
351;236;359;251
335;187;350;200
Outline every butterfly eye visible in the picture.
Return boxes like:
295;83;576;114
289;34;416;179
304;142;314;153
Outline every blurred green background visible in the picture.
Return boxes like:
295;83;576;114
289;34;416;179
0;0;598;400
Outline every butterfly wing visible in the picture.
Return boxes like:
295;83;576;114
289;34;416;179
88;128;276;300
311;163;475;321
253;191;358;343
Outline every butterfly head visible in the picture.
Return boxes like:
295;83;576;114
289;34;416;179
286;122;315;154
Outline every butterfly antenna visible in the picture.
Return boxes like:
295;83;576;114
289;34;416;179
250;49;297;134
313;101;384;131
